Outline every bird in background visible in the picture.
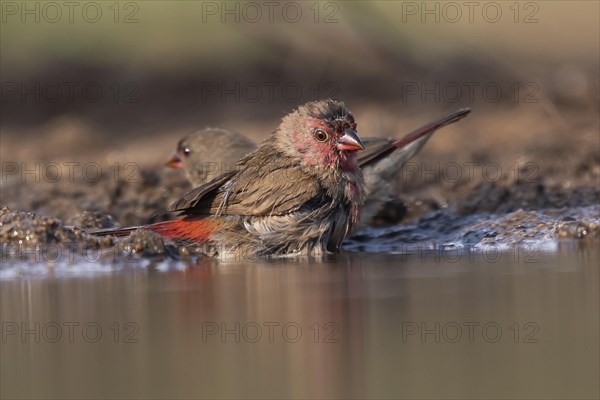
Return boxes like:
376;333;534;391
166;107;471;226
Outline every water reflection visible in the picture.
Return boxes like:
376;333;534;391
1;246;598;399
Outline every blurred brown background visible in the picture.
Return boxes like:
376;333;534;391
1;1;598;221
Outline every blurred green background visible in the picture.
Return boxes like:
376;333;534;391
1;0;598;163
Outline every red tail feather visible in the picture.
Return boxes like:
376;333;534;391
91;217;217;243
147;217;217;243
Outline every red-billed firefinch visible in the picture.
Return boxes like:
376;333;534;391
167;108;471;225
166;127;256;185
95;100;366;257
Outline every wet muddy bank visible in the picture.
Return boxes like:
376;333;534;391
1;203;597;274
1;102;599;266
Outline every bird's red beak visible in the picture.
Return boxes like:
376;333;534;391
336;129;365;151
166;150;183;169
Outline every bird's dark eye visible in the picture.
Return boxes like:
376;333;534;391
183;146;191;157
313;129;329;143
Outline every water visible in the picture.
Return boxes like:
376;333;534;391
1;244;598;399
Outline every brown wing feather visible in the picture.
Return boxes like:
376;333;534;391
358;137;395;167
170;145;321;217
169;170;236;212
214;166;321;216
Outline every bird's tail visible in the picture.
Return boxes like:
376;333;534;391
359;108;471;167
91;225;143;237
90;217;217;243
392;107;471;149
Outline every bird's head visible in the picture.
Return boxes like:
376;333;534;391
276;99;364;172
166;128;256;186
166;136;191;170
